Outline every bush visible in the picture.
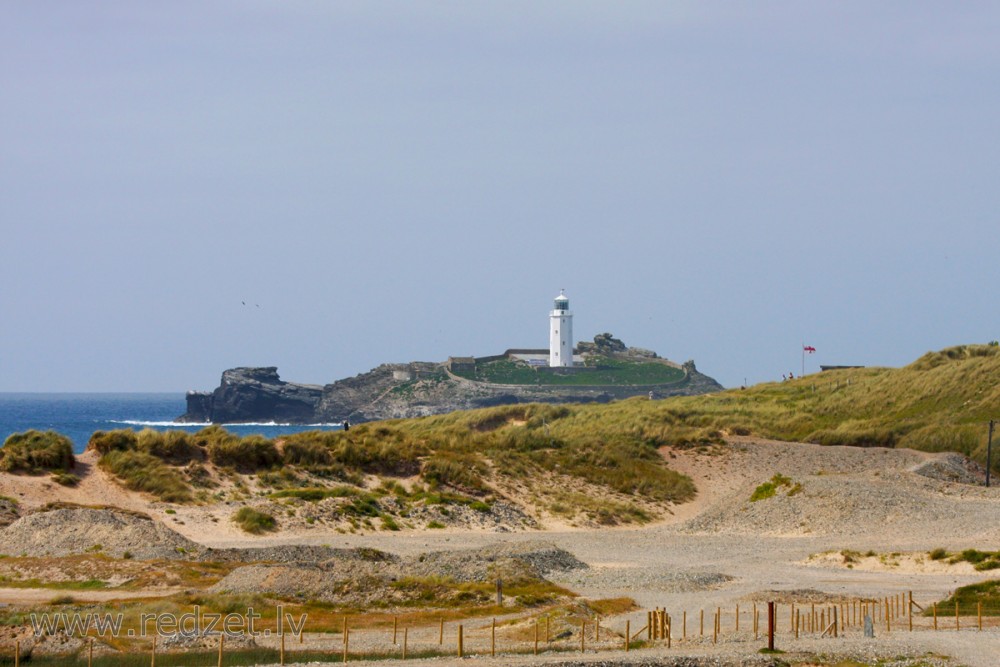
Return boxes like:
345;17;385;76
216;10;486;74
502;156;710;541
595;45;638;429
0;430;75;473
206;433;279;470
52;472;80;487
750;474;794;502
137;429;200;462
232;507;276;534
88;430;139;455
99;450;193;503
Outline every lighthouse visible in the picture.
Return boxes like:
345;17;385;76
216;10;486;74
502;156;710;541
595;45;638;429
549;290;573;367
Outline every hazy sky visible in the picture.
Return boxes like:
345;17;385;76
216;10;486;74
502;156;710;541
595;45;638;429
3;2;999;392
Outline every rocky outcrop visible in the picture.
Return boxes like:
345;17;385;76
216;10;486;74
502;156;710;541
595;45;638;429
180;367;323;424
180;353;724;425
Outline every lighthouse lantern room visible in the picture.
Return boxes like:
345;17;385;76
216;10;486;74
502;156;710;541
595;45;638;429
549;290;573;367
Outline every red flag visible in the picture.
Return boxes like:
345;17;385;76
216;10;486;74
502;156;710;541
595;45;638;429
803;345;816;353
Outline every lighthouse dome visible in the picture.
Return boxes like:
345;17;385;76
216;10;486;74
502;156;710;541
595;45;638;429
553;291;569;311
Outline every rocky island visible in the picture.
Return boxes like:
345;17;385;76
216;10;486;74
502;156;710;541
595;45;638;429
178;334;724;424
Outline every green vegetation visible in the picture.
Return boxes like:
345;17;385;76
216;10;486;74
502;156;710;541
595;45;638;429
81;401;694;523
51;471;80;487
926;548;1000;571
232;507;277;534
197;428;279;469
615;344;1000;471
270;486;356;501
0;430;75;473
98;450;193;503
930;579;1000;616
750;473;801;502
451;355;685;386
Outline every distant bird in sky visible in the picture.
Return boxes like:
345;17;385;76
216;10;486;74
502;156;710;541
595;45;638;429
241;301;246;306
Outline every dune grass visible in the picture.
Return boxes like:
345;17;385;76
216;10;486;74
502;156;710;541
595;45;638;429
98;450;193;503
232;506;276;533
590;343;1000;470
930;579;1000;616
0;430;75;473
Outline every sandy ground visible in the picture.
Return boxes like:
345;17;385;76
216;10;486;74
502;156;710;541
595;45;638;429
3;437;1000;665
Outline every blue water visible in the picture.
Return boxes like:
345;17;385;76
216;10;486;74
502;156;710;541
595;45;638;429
0;393;342;454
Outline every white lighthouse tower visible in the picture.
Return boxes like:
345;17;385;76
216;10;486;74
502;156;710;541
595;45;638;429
549;290;573;367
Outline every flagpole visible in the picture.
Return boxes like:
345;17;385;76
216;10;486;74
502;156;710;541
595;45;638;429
801;342;805;378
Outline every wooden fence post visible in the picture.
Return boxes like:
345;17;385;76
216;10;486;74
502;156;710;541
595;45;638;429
279;632;284;666
647;611;653;640
457;625;463;658
534;618;539;655
767;601;775;651
909;592;913;632
546;615;550;642
439;619;444;645
343;628;349;664
700;608;704;637
625;620;630;652
14;640;19;667
343;616;348;645
956;601;960;631
403;628;408;660
683;610;687;640
580;621;586;653
491;617;495;657
736;604;740;632
151;634;156;667
978;602;982;631
933;603;937;630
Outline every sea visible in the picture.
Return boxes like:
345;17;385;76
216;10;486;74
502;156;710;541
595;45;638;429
0;393;342;454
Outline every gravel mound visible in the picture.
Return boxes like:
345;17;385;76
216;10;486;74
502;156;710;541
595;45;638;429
404;542;587;582
211;541;586;603
911;453;986;485
0;507;201;559
199;545;394;564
